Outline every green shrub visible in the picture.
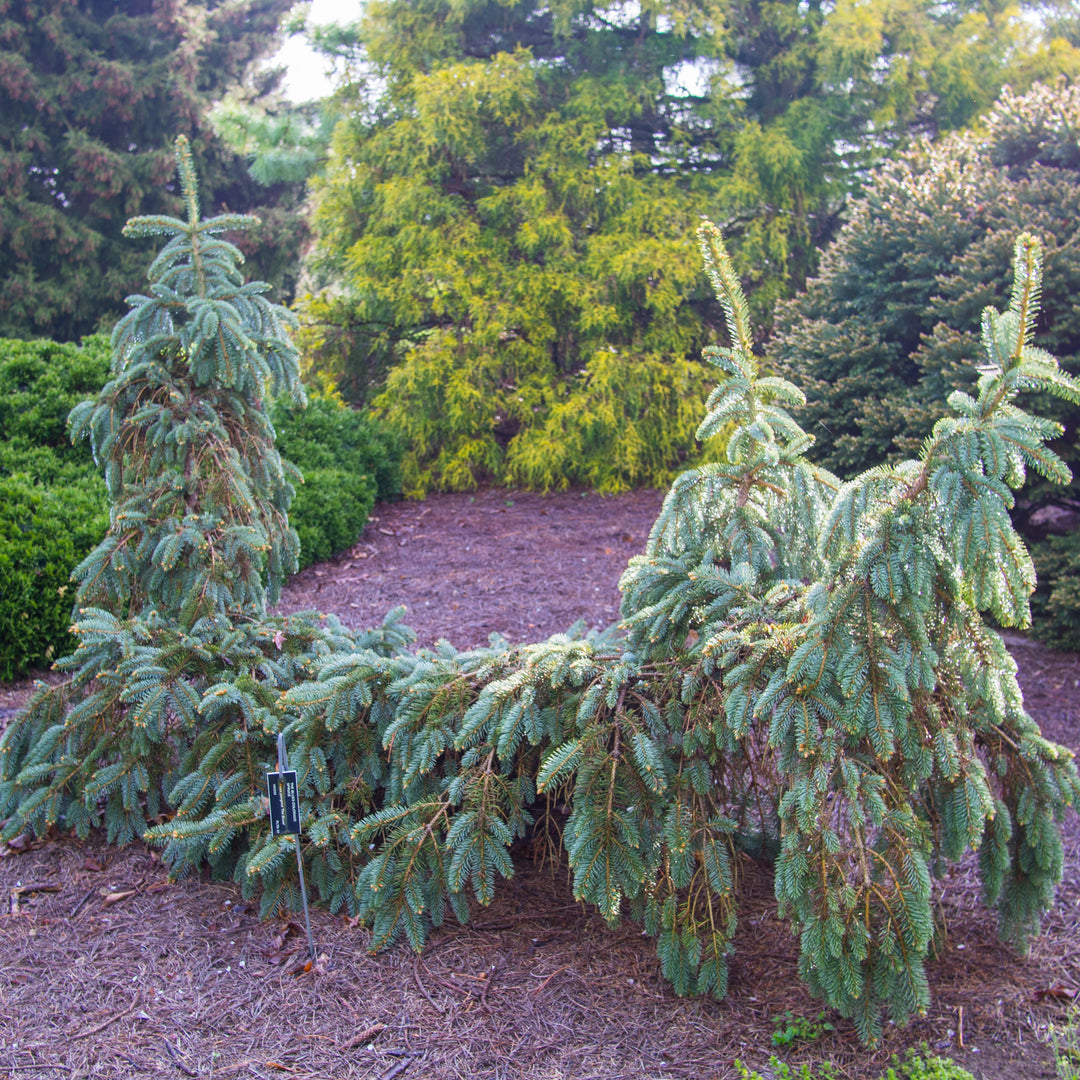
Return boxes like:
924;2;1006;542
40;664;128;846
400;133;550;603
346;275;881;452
772;1011;834;1049
735;1047;974;1080
0;443;103;488
1031;531;1080;653
271;386;403;568
0;336;113;678
288;467;376;569
0;335;111;453
736;1059;837;1080
0;476;108;679
272;387;403;504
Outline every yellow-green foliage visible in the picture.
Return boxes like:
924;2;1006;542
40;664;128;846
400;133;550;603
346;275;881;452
313;64;714;493
506;351;723;493
301;0;1076;494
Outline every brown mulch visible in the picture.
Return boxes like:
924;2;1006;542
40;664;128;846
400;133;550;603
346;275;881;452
1;488;1079;1080
273;486;668;648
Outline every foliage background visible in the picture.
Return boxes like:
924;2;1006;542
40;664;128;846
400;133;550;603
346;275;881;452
297;0;1079;495
0;0;307;341
0;337;110;678
766;80;1080;648
769;80;1080;506
271;384;403;569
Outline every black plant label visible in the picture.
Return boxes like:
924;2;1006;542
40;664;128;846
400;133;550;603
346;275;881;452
266;770;300;836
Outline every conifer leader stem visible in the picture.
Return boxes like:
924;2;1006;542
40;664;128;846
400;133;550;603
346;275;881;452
904;231;1041;504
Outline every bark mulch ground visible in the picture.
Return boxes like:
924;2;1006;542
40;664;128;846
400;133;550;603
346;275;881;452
2;487;1079;1080
273;487;668;648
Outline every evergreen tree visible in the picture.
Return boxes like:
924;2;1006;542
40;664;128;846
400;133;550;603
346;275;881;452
0;138;412;912
67;134;304;622
324;225;1077;1042
3;164;1078;1044
767;80;1080;528
0;136;312;845
311;225;1076;1040
300;0;1076;494
207;6;349;188
0;0;301;341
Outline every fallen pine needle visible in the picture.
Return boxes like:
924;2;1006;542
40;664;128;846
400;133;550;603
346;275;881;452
531;965;570;994
412;956;445;1015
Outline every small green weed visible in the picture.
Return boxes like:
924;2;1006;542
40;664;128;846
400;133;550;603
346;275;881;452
735;1047;973;1080
879;1047;974;1080
1048;1002;1080;1080
735;1058;837;1080
772;1011;835;1048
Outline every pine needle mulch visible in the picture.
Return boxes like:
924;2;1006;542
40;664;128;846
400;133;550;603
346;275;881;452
2;489;1079;1080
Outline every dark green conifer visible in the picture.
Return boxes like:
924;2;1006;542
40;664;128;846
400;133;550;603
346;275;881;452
768;80;1080;526
0;0;301;340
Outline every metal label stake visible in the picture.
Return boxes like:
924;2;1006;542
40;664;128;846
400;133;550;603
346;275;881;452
266;733;316;961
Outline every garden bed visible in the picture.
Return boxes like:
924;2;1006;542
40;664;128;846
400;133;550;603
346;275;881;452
2;488;1078;1079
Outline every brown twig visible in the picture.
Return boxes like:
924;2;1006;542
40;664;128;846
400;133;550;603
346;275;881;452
0;1066;71;1072
68;887;96;918
9;882;61;895
480;964;496;1005
163;1040;198;1077
377;1056;419;1080
70;1003;138;1039
412;955;445;1014
215;1060;258;1077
